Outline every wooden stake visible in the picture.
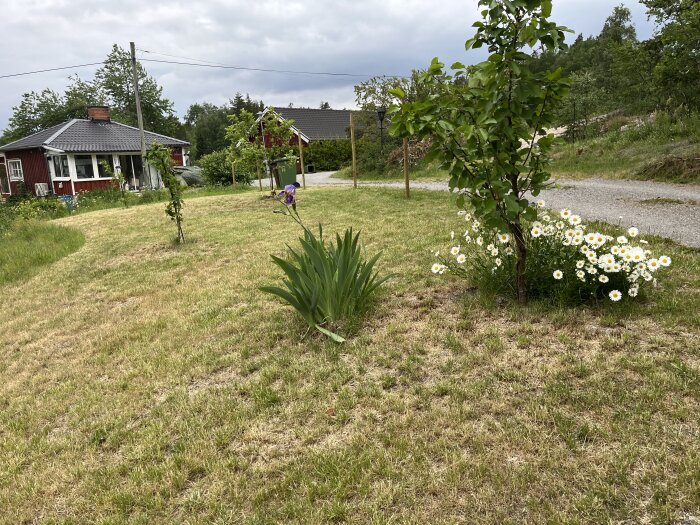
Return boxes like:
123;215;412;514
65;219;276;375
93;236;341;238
350;113;357;189
231;161;236;186
403;137;410;199
256;160;263;191
298;133;306;189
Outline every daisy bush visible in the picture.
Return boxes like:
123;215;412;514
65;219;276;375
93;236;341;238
434;201;672;303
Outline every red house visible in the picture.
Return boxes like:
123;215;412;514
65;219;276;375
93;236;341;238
0;106;189;197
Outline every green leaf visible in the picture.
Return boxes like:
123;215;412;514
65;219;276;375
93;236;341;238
388;87;406;100
541;0;552;17
315;325;346;343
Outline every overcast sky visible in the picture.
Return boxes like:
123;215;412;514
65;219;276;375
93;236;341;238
1;1;656;133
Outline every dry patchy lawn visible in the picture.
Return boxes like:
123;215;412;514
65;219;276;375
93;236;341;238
0;188;699;524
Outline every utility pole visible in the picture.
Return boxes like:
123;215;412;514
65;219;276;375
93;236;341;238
350;113;357;189
130;42;149;188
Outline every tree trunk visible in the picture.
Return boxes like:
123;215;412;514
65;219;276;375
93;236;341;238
509;222;527;304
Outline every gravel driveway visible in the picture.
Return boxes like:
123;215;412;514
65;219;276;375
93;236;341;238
293;171;700;248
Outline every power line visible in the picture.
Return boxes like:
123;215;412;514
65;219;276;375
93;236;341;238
139;57;386;78
0;52;406;81
0;61;104;80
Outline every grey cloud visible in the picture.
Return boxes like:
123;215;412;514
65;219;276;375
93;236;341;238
1;0;654;131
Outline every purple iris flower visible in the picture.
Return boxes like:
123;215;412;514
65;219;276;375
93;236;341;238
278;182;301;205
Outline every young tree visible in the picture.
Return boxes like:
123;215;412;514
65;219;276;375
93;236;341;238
391;0;570;303
146;144;185;243
226;109;264;185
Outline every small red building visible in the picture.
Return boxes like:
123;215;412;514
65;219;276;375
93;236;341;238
0;106;189;197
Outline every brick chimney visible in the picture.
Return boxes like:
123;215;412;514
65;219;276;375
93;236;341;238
87;105;110;122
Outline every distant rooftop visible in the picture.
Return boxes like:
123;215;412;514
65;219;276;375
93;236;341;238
272;107;359;141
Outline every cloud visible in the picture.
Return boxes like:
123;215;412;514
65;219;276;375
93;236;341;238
0;0;655;131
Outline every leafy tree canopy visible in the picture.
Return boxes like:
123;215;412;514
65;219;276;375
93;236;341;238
2;45;181;145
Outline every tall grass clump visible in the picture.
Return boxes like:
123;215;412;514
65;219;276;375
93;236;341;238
260;184;392;341
0;220;84;285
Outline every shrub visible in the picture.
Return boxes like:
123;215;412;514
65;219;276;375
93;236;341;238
306;140;352;171
139;188;169;203
75;187;126;211
435;202;672;304
261;186;392;341
12;197;70;221
199;149;252;185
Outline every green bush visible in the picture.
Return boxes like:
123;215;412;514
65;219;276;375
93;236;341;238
198;149;252;185
437;206;673;305
261;225;391;342
139;188;169;204
306;140;352;171
12;197;70;221
75;187;130;211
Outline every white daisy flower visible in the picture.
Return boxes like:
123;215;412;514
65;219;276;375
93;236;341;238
628;227;639;237
456;254;467;264
658;256;671;267
569;215;582;226
647;259;660;272
495;258;502;267
599;275;609;283
561;209;571;219
451;246;460;256
531;227;542;238
629;287;639;297
498;233;511;243
556;221;565;229
576;270;586;280
431;263;442;274
537;199;546;208
553;270;563;280
609;290;622;301
505;247;514;256
576;260;585;269
617;236;628;245
491;248;499;257
476;236;484;246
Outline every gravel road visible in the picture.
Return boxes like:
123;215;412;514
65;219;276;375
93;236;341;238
270;171;700;248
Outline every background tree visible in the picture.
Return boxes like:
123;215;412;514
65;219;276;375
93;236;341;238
184;94;263;160
1;45;180;144
641;0;700;109
391;0;570;303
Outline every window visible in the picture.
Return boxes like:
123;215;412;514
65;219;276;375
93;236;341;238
51;155;70;179
75;155;94;179
96;154;115;178
8;159;23;180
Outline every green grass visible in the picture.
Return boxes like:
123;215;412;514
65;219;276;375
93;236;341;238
0;220;84;284
333;162;450;182
551;114;700;183
0;188;698;524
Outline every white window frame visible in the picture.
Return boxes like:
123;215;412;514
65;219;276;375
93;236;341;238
48;154;71;180
8;159;24;181
94;153;118;180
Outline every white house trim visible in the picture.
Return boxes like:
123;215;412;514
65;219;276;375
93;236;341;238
43;119;78;146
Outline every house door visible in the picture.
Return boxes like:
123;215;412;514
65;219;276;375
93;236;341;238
0;163;9;194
